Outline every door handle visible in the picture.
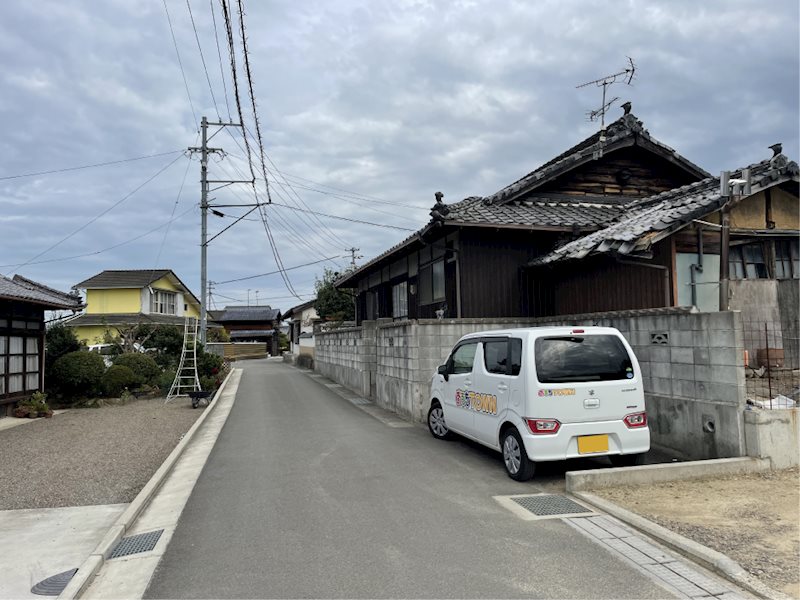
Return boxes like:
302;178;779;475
497;383;508;391
464;379;472;387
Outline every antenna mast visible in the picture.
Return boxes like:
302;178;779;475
577;57;636;131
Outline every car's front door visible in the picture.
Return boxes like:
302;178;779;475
441;340;479;437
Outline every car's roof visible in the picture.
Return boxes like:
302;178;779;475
459;326;621;340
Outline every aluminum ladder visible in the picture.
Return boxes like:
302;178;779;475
166;316;201;402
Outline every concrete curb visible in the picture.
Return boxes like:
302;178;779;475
573;491;793;600
57;370;237;600
565;457;770;492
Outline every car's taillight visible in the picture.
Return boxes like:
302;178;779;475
623;412;647;428
526;418;561;434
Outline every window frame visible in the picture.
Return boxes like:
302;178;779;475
448;341;478;375
150;289;178;315
391;281;408;319
419;258;446;306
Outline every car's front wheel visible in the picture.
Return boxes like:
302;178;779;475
501;428;535;481
427;401;453;440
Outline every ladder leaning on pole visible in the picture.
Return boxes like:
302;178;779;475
166;316;201;403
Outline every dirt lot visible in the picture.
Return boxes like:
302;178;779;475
0;396;201;509
597;468;800;598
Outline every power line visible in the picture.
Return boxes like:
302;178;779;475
214;255;342;285
162;0;198;127
213;157;343;263
154;152;194;270
269;203;416;231
186;0;221;120
209;0;232;121
0;150;184;181
0;204;196;269
6;154;185;275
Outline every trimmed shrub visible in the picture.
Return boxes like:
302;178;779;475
101;365;136;397
51;351;106;398
112;353;160;387
156;369;177;392
197;347;223;379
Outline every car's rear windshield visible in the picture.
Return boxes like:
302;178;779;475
534;335;633;383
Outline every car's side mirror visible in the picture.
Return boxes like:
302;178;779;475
437;364;449;382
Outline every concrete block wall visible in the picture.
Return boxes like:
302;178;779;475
315;309;750;460
315;326;369;398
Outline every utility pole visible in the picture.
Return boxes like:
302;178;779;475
346;247;362;270
188;117;251;345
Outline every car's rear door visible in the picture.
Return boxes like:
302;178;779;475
533;332;639;426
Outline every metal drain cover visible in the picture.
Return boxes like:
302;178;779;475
109;529;164;559
31;568;78;596
512;494;592;516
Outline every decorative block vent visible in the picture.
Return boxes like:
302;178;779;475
650;332;669;345
109;529;164;559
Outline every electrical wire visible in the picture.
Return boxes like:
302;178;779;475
231;203;416;231
213;255;342;285
0;150;184;181
209;0;232;122
163;0;198;128
186;0;221;120
6;154;185;275
0;204;196;269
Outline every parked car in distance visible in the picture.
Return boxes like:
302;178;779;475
428;326;649;481
87;342;151;367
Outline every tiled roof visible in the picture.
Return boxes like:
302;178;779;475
533;154;800;265
444;194;624;228
482;112;710;206
229;329;275;339
74;269;172;289
63;312;194;327
0;275;83;309
283;299;316;319
216;305;281;322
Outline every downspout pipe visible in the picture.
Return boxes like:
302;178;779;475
689;225;704;307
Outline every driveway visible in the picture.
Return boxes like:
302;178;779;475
145;359;676;599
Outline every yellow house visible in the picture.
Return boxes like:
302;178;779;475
65;270;201;345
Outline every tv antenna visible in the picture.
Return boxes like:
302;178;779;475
577;57;636;131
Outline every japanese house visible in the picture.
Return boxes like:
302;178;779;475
337;106;710;322
213;305;282;356
0;275;83;415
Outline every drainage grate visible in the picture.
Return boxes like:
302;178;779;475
31;568;78;596
511;494;592;516
109;529;164;559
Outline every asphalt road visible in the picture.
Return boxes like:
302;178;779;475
146;359;675;599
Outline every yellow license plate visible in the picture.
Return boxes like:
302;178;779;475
577;434;609;454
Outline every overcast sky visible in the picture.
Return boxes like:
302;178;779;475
1;0;797;314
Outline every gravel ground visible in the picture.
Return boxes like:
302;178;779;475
597;468;800;598
0;397;201;509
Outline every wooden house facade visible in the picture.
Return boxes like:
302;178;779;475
337;108;715;322
0;275;83;415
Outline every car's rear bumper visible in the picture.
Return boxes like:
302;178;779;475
520;419;650;462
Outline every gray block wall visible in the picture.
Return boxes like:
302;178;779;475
315;309;749;460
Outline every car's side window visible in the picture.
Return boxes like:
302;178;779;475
483;339;509;375
510;338;522;376
451;342;478;374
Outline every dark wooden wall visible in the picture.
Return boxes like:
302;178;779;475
528;240;674;317
459;229;559;318
538;146;698;198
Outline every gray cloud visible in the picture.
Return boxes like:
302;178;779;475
1;0;797;311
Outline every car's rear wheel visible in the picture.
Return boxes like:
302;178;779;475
501;428;535;481
427;401;453;440
609;453;646;467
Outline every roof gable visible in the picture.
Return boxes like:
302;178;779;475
482;112;710;206
1;275;83;309
533;153;799;265
216;305;281;322
73;269;201;307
